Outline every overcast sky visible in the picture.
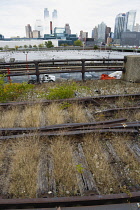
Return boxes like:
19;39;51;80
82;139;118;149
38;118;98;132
0;0;140;38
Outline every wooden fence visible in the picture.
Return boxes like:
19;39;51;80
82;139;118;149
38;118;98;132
0;58;124;82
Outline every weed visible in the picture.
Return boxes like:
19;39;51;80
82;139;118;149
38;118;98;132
76;164;84;174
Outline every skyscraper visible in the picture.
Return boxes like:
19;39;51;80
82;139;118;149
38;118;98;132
44;8;49;19
65;24;71;35
124;10;136;32
79;30;88;41
105;27;111;43
35;20;43;37
92;26;98;41
52;9;58;32
44;8;50;35
25;24;33;38
114;13;126;39
98;22;106;42
52;9;57;19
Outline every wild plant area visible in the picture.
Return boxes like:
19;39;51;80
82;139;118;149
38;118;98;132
0;78;140;199
0;134;140;198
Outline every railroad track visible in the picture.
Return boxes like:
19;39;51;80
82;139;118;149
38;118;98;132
0;92;140;208
0;93;140;108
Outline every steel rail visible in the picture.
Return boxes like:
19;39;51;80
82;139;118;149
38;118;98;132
0;128;138;140
0;93;140;108
95;106;140;114
0;191;140;209
0;118;127;135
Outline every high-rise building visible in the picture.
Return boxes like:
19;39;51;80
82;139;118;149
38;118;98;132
92;26;98;41
79;30;88;41
105;27;111;43
114;13;126;39
52;9;57;18
52;9;58;33
65;24;71;35
98;22;106;42
44;8;50;35
124;10;136;32
25;24;33;38
35;20;43;37
44;8;49;19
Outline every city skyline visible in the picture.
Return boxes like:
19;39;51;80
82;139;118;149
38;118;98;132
0;0;140;37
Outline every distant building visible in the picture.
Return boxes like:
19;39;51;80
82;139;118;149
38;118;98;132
134;23;140;32
65;24;71;35
107;37;112;45
35;20;43;37
105;27;111;43
52;9;57;18
33;30;40;38
44;8;49;19
85;38;95;47
0;34;4;40
44;8;50;35
25;24;33;38
79;30;88;41
98;22;106;43
121;31;140;46
54;27;66;39
124;10;136;32
92;26;98;41
114;13;126;39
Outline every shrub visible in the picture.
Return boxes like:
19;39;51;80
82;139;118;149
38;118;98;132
0;77;34;102
46;83;77;100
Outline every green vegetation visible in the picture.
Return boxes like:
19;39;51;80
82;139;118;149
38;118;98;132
46;83;77;100
45;41;54;48
38;44;44;48
74;40;83;46
94;45;98;50
24;45;28;48
0;76;34;102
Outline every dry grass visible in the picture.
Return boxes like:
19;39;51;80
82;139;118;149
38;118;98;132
20;105;43;127
51;136;79;196
0;107;20;128
44;103;67;125
68;104;88;123
8;136;40;198
133;111;140;121
110;136;140;185
82;134;120;194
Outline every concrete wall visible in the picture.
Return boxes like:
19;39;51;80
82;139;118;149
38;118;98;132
121;55;140;82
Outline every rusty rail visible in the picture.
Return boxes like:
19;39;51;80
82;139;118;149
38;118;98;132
0;93;140;108
0;191;140;209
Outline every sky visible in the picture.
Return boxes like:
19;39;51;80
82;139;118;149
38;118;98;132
0;0;140;38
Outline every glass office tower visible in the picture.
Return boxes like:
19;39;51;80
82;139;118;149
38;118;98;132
124;10;136;32
44;8;49;19
114;13;126;39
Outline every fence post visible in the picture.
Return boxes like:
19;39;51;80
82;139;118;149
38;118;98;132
35;62;40;83
82;60;85;82
121;55;140;82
